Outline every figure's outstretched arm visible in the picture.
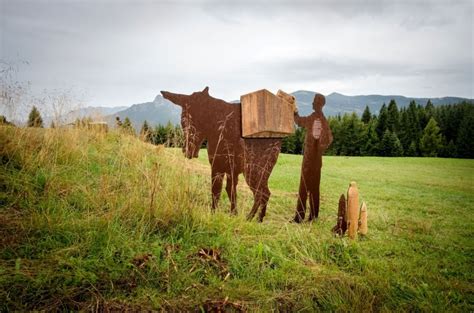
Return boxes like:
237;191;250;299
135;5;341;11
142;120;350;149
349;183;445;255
294;112;310;128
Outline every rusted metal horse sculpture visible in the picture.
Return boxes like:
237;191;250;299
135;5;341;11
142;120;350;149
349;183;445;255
161;87;281;222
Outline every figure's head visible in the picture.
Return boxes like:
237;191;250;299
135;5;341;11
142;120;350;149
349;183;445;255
312;94;325;112
160;87;210;159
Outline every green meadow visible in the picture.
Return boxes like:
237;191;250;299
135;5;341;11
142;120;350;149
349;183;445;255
1;126;473;311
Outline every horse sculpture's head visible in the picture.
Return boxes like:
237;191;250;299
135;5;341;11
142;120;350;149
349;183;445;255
161;87;210;159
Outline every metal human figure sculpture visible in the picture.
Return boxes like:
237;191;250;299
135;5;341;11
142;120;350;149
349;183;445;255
292;93;333;223
161;87;282;222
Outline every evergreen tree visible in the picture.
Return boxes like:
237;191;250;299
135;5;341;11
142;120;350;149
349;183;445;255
379;130;403;156
361;105;371;124
27;106;43;128
418;103;429;130
442;140;457;158
326;117;341;155
438;137;456;158
362;119;379;155
121;117;135;135
344;113;366;156
375;103;388;139
407;141;418;156
281;134;296;154
406;101;421;154
294;127;306;155
425;100;434;120
164;121;175;146
173;124;185;148
387;99;400;133
392;134;404;156
153;124;168;145
456;109;474;158
420;117;443;157
140;120;151;142
0;115;13;126
398;108;410;153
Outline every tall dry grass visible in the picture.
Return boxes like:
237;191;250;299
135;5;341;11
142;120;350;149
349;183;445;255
1;125;472;311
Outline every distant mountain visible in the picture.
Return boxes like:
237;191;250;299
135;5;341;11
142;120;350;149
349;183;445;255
292;91;471;116
43;106;127;126
105;95;181;130
99;91;471;130
68;106;127;119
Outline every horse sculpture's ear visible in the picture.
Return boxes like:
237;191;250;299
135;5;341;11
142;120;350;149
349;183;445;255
202;86;209;95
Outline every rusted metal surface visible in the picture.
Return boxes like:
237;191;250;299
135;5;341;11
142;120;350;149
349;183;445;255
292;94;333;222
161;87;281;222
332;194;347;236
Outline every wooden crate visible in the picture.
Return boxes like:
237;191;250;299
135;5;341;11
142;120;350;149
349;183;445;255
240;89;295;138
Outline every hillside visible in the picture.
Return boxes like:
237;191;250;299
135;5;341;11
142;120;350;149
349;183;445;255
105;95;181;130
43;106;127;126
1;126;472;311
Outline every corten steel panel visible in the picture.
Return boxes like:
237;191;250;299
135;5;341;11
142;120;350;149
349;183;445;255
161;87;282;222
292;93;333;223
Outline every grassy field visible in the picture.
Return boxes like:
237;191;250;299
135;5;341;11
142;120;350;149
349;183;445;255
1;126;473;311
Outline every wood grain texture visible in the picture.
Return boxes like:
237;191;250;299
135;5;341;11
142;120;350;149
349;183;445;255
359;201;368;235
276;89;296;112
347;181;359;239
241;89;295;138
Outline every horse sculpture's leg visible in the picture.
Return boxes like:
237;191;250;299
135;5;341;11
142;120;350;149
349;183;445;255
246;186;270;222
225;173;238;215
211;170;224;212
246;193;260;221
257;186;271;222
243;138;281;222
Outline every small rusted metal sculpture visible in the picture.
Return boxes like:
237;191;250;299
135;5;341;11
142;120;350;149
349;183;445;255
292;94;333;223
331;194;347;235
161;87;282;222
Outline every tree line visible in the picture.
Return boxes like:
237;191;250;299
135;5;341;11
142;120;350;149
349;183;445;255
3;100;472;158
116;117;184;148
282;100;473;158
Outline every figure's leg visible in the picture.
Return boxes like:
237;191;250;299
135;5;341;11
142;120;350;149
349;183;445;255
293;174;308;223
308;191;319;221
211;170;224;212
225;173;238;215
308;170;321;221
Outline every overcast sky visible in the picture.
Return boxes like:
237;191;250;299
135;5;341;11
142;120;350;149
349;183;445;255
1;0;473;108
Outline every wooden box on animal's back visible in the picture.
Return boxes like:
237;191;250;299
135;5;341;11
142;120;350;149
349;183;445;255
240;89;295;138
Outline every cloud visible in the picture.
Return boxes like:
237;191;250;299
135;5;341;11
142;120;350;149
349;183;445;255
262;56;472;81
1;0;472;108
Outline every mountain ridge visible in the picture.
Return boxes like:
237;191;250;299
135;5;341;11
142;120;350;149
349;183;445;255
103;91;472;130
